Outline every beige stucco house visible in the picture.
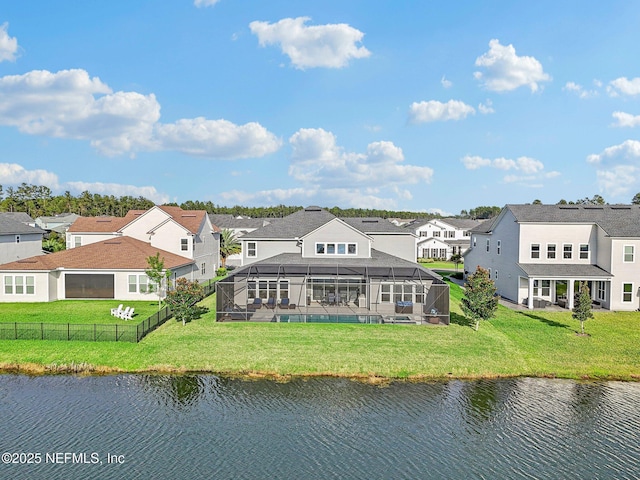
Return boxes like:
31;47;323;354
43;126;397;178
0;206;219;302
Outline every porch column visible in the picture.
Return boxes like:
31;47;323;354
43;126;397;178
567;279;575;310
527;278;534;309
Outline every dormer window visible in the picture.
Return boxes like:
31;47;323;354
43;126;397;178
181;238;188;251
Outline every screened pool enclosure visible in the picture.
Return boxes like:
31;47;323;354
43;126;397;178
216;261;450;325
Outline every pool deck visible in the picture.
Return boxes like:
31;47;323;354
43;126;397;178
219;303;448;325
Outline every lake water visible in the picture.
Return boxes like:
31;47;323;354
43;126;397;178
1;375;639;479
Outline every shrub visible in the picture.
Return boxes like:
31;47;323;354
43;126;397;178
216;267;228;277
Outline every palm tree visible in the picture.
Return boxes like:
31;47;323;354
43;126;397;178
220;229;241;268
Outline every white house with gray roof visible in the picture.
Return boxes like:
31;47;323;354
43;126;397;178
217;207;449;323
407;217;482;260
464;204;640;311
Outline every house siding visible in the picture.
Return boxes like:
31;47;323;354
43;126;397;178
0;233;43;264
302;219;371;259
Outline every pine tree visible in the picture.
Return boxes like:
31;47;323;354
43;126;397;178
461;266;499;331
572;281;594;335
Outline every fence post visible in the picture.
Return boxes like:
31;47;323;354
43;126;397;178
94;323;97;342
115;324;118;342
14;322;17;340
67;323;70;341
41;322;43;340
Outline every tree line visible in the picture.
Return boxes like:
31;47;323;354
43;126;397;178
0;183;154;218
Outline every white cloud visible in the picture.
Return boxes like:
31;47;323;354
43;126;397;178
153;118;281;159
587;141;640;198
249;17;370;69
194;0;220;7
0;162;169;203
474;39;550;92
441;76;452;89
586;140;640;164
66;181;169;204
607;77;640;97
289;128;433;187
219;128;434;208
0;23;18;62
595;166;639;197
461;154;550;186
563;81;598;99
0;68;280;159
408;100;475;123
478;99;494;114
0;163;60;188
612;111;640;128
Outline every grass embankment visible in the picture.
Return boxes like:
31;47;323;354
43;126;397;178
420;261;462;270
0;284;639;381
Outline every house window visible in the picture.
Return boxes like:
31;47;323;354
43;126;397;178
248;278;288;300
579;244;589;260
201;263;206;275
563;244;572;259
497;240;501;255
464;231;471;237
597;282;606;301
622;283;633;302
531;244;540;259
444;231;455;238
533;280;551;297
488;268;492;279
4;275;35;295
486;239;490;253
15;235;20;244
495;270;499;280
315;243;357;255
181;238;189;251
128;275;152;293
433;231;441;237
472;236;476;247
74;236;82;248
380;283;420;303
420;231;428;237
439;248;447;258
247;242;257;257
547;244;556;259
624;245;634;263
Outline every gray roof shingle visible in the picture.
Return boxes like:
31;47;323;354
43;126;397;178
243;207;409;239
472;204;640;237
0;215;44;235
517;263;612;278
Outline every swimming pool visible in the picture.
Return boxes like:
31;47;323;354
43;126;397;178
272;314;417;324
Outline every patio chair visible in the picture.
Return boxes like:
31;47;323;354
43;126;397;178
327;293;337;305
121;307;135;321
117;306;131;319
111;304;123;316
265;297;276;309
247;298;262;310
279;298;293;309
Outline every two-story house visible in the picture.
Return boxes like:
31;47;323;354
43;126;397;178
208;214;278;267
463;204;640;311
407;217;482;260
0;206;219;302
0;214;45;265
217;206;449;323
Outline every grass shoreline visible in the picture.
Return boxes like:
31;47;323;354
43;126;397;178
1;282;639;382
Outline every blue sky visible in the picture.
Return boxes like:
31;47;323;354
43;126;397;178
1;1;640;215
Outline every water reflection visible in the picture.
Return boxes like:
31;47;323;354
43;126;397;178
1;375;639;480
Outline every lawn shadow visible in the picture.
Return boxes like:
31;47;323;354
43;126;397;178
519;312;573;330
450;311;474;328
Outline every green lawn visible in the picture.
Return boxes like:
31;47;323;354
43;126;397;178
0;300;160;325
0;283;638;381
420;261;463;270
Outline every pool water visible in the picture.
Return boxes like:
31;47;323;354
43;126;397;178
274;314;384;324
